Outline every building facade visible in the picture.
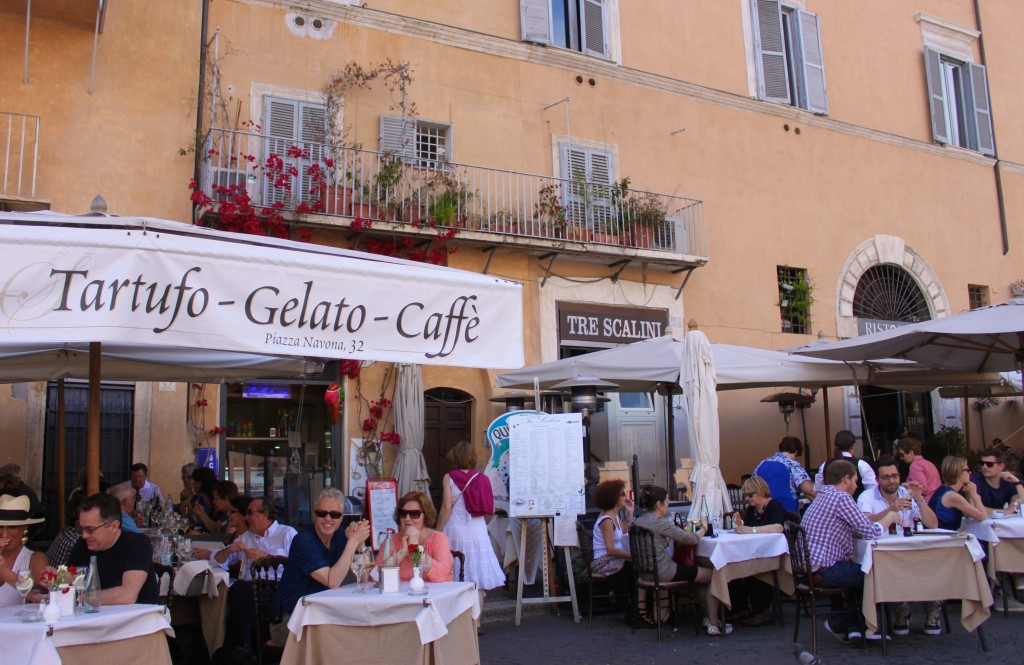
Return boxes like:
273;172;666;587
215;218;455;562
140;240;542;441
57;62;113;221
2;0;1022;521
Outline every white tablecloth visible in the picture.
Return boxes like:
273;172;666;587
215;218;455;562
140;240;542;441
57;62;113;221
0;603;173;665
172;560;231;597
287;581;479;646
854;530;986;573
696;531;789;570
963;515;1024;544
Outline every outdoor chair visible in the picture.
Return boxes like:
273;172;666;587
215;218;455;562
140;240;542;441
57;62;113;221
451;550;466;582
575;520;616;629
783;521;865;654
153;562;176;610
628;525;700;642
251;555;288;665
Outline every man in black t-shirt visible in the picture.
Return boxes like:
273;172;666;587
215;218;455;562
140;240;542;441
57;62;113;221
68;493;159;605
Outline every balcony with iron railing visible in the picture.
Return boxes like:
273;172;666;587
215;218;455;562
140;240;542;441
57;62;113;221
1;112;46;211
199;128;707;264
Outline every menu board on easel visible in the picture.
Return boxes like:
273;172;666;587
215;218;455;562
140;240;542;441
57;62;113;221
365;478;398;550
508;413;585;518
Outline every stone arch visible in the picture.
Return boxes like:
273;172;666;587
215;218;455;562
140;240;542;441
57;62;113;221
834;234;950;338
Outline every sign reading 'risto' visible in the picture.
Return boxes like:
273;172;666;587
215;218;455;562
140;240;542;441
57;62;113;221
0;220;524;368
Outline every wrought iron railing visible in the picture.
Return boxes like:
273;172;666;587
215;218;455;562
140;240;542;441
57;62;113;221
1;112;40;200
200;128;706;258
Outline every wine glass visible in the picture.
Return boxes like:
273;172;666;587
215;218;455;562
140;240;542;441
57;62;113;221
350;554;366;593
15;573;33;616
361;548;375;592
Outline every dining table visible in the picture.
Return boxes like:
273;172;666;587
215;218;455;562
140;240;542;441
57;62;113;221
694;529;793;617
165;559;232;654
963;513;1024;617
853;530;991;652
0;603;173;665
280;580;480;665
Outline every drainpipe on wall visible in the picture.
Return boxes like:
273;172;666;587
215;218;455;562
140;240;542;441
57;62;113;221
973;0;1009;255
193;0;210;224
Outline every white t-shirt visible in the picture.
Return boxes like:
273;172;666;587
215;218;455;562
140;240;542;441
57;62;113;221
857;485;921;528
813;452;878;493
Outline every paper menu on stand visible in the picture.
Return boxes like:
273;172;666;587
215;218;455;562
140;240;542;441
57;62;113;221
508;413;585;517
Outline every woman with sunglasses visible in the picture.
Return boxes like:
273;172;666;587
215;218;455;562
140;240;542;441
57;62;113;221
727;476;785;626
377;491;454;583
0;493;47;607
273;488;371;645
928;456;988;530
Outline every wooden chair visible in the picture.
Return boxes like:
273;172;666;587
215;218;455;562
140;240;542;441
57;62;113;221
251;555;288;665
783;521;865;654
575;520;616;629
451;550;466;582
153;562;176;610
628;525;700;642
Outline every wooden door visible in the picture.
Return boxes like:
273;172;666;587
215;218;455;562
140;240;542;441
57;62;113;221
422;389;471;508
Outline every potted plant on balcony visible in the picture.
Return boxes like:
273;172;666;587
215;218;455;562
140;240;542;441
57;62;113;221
425;170;473;227
534;183;568;239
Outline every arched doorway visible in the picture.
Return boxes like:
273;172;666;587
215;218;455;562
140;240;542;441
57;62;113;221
852;264;935;454
422;388;472;507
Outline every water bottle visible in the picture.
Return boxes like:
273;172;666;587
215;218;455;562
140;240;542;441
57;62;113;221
165;496;175;519
84;556;101;613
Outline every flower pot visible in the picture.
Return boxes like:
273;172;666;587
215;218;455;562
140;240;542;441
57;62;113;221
409;565;425;594
593;232;620;245
319;183;352;216
631;226;655;249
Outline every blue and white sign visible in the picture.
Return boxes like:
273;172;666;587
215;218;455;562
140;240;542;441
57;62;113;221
197;447;219;476
485;410;536;514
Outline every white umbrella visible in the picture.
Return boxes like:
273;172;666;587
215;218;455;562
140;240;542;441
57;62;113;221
794;298;1024;373
681;331;731;517
392;363;431;499
0;342;320;382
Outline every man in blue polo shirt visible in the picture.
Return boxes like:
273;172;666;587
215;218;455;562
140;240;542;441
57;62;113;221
971;448;1024;511
272;488;371;645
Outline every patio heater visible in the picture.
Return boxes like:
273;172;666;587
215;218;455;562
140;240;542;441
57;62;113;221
551;375;617;505
489;389;564;414
761;391;816;468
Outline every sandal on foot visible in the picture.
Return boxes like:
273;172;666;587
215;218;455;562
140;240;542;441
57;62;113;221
706;623;734;637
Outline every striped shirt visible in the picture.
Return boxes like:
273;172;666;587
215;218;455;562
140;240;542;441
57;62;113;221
802;485;883;570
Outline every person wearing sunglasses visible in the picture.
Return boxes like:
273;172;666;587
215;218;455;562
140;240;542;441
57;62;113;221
927;456;988;531
66;493;160;605
273;488;371;646
376;491;454;583
727;476;785;626
970;448;1024;511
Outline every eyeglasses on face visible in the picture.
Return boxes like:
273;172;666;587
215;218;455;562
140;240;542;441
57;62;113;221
981;461;1000;468
741;492;755;499
962;467;972;473
396;509;423;519
878;473;901;481
314;510;344;519
77;520;115;536
247;507;266;515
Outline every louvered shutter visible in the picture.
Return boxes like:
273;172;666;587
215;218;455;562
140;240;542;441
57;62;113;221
580;0;608;59
588;150;613;231
924;48;950;145
379;114;417;158
265;97;298;206
520;0;552;45
562;145;589;227
968;62;995;156
753;0;790;104
299;103;328;203
797;10;828;114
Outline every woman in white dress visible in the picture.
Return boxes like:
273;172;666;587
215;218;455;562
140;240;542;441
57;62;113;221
0;493;47;607
437;441;505;631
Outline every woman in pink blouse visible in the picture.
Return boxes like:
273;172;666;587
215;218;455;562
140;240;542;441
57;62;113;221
377;491;454;582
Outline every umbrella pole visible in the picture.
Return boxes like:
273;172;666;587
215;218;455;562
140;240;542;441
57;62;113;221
799;406;810;470
87;342;101;495
962;397;971;453
856;383;877;461
57;379;66;526
664;389;677;498
822;385;831;460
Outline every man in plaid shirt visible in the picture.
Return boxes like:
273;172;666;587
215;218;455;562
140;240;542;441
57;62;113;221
802;459;899;641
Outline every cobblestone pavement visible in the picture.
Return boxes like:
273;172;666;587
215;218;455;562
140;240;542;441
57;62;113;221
479;603;1023;665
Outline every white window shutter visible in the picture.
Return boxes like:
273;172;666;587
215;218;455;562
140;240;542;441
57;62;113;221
588;150;613;230
797;10;828;114
580;0;608;59
562;145;589;226
968;62;995;156
753;0;790;104
560;144;614;229
924;48;950;145
264;97;299;206
379;114;416;158
299;103;328;203
520;0;553;45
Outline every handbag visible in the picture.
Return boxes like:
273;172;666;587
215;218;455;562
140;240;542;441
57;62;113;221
672;541;695;567
591;553;626;576
452;472;495;517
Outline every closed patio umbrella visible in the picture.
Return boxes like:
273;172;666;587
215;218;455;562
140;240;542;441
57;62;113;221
392;363;431;499
681;331;731;517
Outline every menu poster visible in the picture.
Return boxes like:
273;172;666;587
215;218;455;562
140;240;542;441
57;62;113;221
365;478;398;551
508;413;585;517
